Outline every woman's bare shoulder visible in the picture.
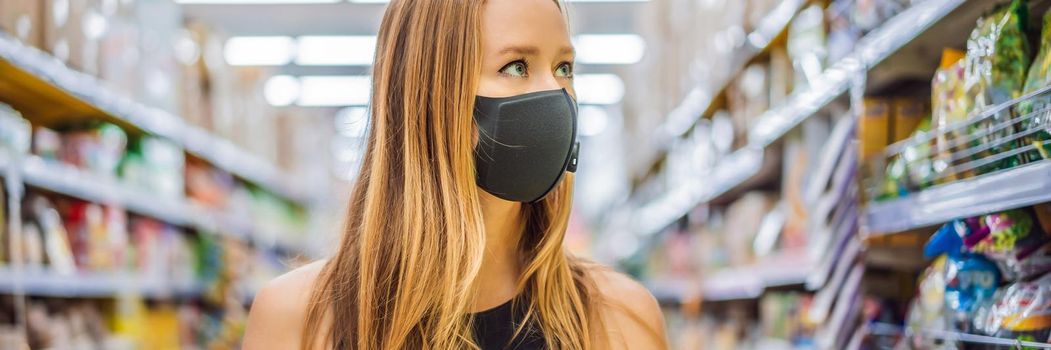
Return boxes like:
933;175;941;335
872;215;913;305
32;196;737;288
584;266;668;349
243;260;327;350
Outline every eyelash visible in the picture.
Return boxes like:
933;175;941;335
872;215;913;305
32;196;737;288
498;59;575;78
499;59;529;78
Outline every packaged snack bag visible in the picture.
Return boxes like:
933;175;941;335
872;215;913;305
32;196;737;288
970;210;1048;267
975;273;1051;342
945;253;1002;332
964;0;1031;174
1020;9;1051;163
904;256;951;349
931;49;970;183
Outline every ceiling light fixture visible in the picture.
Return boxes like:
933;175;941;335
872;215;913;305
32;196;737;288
347;0;649;2
295;36;376;66
578;106;610;136
575;74;625;105
176;0;340;3
574;34;645;65
264;75;301;106
223;36;295;66
297;75;372;107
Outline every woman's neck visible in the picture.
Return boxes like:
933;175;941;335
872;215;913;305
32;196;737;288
469;191;524;312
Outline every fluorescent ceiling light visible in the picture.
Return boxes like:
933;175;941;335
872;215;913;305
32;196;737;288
296;36;376;66
224;36;295;66
176;0;339;3
574;34;645;65
578;106;609;136
264;75;301;106
575;74;624;105
348;0;647;2
298;76;371;107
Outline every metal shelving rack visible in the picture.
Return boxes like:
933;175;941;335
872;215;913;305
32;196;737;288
0;31;315;206
914;328;1051;349
659;0;807;140
630;4;1051;346
0;268;203;299
0;150;299;300
0;28;317;300
864;85;1051;236
648;253;815;305
632;0;966;237
867;323;1051;349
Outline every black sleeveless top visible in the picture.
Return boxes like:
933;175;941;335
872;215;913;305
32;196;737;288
472;298;546;350
334;299;546;349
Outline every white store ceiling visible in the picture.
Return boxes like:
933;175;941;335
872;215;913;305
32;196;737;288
180;1;647;37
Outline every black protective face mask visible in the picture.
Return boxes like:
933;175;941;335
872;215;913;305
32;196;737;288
473;88;580;203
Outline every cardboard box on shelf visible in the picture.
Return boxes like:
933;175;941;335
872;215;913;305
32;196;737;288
891;97;926;143
179;22;212;131
859;98;890;160
727;63;770;149
724;191;779;267
76;0;111;76
132;0;181;114
200;25;236;138
277;108;332;188
42;0;87;68
98;11;139;97
0;0;44;49
229;66;280;164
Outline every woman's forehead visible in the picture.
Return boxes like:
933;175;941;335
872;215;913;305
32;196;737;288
480;0;572;53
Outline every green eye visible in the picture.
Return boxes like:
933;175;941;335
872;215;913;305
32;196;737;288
500;61;528;77
555;62;573;78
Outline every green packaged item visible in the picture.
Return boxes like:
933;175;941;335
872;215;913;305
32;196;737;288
878;119;935;200
1020;9;1051;162
932;49;970;183
120;137;185;200
964;0;1031;174
878;154;907;200
0;104;30;155
64;122;127;176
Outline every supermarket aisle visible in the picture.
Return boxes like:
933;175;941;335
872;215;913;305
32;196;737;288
632;0;1051;348
3;0;1051;349
0;0;649;348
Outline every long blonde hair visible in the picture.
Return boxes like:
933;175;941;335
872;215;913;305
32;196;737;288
301;0;595;348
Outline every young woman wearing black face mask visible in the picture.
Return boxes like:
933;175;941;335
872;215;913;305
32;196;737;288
242;1;666;349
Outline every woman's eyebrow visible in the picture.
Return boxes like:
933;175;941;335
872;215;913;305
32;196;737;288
498;45;540;56
496;45;575;56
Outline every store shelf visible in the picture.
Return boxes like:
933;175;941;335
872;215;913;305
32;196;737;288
15;155;314;255
635;0;965;237
21;156;197;228
748;0;964;147
910;327;1051;349
660;0;805;138
0;32;314;206
648;253;815;305
703;254;814;302
0;268;202;299
181;126;312;206
633;147;763;235
865;160;1051;236
646;279;699;307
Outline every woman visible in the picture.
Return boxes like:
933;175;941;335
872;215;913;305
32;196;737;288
243;0;665;349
